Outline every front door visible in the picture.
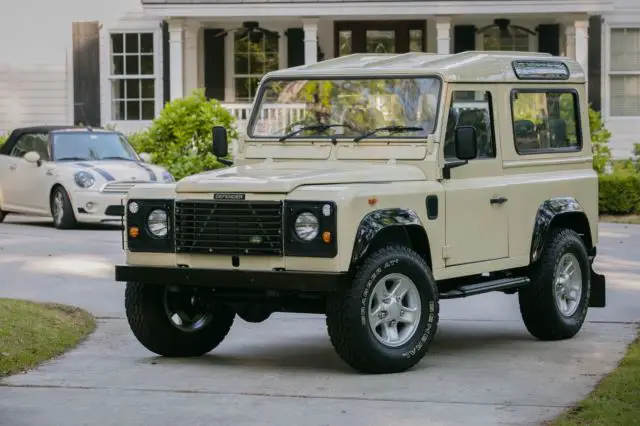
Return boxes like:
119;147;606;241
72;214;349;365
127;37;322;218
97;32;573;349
334;21;426;57
441;86;510;266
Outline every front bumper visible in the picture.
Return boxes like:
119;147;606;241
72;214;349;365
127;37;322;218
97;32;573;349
71;191;124;223
114;265;349;292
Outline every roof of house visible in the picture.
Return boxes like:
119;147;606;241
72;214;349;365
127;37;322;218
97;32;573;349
264;51;586;83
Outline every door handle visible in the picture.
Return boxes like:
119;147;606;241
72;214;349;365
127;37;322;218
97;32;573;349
9;164;16;171
490;196;508;205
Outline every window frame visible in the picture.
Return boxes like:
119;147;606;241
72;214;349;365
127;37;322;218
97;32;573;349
607;26;640;118
509;88;583;155
444;90;498;161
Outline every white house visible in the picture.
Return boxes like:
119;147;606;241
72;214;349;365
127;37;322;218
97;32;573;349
1;0;640;158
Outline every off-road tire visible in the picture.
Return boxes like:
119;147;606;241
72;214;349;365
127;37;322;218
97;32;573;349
518;228;591;341
326;245;439;374
125;282;235;357
51;186;77;229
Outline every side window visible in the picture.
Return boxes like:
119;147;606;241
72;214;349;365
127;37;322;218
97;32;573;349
511;90;581;154
9;134;49;160
443;90;496;159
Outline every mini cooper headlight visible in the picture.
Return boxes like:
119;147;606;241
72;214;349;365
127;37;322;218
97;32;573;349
162;171;175;183
294;212;319;241
147;209;168;237
74;171;95;188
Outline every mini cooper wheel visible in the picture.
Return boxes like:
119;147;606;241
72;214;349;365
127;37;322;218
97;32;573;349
50;186;77;229
326;245;439;374
125;282;236;357
518;228;591;341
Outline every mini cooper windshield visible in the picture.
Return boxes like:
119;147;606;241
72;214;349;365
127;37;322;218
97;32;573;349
247;76;442;140
52;132;139;162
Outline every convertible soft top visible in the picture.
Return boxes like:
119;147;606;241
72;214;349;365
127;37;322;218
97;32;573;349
0;125;115;156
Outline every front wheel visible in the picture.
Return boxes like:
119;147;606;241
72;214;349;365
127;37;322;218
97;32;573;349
326;245;439;374
50;186;77;229
125;282;236;357
518;228;591;341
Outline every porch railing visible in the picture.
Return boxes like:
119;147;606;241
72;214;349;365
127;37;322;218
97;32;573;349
221;103;307;135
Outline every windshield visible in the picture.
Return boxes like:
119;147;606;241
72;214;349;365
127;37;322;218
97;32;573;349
51;132;139;161
248;77;442;140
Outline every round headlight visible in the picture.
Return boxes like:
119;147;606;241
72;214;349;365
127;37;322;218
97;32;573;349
74;171;95;188
294;212;319;241
147;209;168;237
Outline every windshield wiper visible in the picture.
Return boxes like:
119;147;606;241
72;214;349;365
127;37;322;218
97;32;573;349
353;126;424;142
56;157;90;161
101;156;133;161
278;124;349;142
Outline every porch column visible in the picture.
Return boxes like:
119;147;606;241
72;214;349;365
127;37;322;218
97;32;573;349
183;20;200;96
565;24;576;59
302;18;319;65
574;19;589;83
435;17;451;54
168;18;184;100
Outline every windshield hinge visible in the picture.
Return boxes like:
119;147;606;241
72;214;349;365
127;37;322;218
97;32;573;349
441;245;450;260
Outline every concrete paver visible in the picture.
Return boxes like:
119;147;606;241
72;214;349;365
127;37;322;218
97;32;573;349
0;217;638;425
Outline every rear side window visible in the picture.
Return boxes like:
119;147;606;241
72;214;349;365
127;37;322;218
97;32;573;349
510;89;581;154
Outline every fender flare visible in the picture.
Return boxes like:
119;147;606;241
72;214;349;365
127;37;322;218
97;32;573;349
530;197;591;263
350;208;428;267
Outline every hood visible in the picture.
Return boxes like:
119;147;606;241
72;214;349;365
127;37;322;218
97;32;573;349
175;161;426;193
62;160;166;183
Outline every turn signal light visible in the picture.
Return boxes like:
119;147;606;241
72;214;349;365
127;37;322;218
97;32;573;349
322;231;332;243
368;197;378;206
129;227;140;238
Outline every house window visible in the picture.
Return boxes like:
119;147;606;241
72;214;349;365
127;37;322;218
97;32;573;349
109;32;156;121
609;28;640;117
234;31;279;102
483;28;530;51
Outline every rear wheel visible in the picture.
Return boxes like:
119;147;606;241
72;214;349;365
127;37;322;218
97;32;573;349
519;228;591;340
125;282;236;357
326;245;439;374
50;186;77;229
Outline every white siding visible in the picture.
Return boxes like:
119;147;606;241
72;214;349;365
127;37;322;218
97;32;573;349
0;0;144;133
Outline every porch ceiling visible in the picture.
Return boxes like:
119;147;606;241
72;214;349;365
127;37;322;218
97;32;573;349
142;0;614;18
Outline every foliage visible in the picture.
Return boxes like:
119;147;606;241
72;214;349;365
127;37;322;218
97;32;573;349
0;132;8;147
598;172;640;215
589;107;612;175
130;89;237;181
634;143;640;158
0;298;95;377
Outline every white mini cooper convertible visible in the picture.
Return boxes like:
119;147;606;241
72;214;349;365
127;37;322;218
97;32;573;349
0;125;173;229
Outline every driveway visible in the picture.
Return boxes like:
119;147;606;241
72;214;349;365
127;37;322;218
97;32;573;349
0;217;638;426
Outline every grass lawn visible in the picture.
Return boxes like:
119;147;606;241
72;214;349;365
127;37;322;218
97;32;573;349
0;298;96;378
600;214;640;225
549;329;640;426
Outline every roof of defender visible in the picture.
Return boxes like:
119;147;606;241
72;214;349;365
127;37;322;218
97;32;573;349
263;51;585;84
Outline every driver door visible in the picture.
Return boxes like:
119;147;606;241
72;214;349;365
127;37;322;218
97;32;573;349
3;133;52;214
441;87;510;266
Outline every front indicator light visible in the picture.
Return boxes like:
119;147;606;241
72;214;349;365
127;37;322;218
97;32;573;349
129;227;139;238
322;231;332;243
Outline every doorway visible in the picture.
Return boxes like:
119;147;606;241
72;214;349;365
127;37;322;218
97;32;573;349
334;20;426;57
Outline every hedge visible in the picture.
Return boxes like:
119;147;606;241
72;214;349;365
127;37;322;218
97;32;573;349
599;172;640;215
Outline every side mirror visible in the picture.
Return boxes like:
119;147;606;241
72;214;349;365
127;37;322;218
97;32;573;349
454;126;478;161
139;152;152;163
212;126;228;158
23;151;41;166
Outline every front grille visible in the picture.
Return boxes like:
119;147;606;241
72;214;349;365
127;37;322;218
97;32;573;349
174;200;284;256
101;181;149;194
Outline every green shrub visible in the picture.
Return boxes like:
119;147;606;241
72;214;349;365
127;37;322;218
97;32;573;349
599;172;640;214
132;89;237;181
0;132;9;147
589;107;611;175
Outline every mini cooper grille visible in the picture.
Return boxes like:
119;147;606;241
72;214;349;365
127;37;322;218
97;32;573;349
174;200;284;256
101;181;148;194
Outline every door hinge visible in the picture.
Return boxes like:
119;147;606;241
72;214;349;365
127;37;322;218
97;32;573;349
442;245;450;259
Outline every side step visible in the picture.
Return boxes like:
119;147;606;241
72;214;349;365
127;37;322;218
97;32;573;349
439;277;531;300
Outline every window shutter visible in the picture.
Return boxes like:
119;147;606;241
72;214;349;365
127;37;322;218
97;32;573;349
454;25;476;53
162;21;170;104
203;29;226;101
537;24;560;56
286;28;305;67
588;16;602;111
72;21;101;126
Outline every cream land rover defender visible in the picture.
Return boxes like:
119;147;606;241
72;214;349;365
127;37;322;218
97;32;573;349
115;51;607;374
